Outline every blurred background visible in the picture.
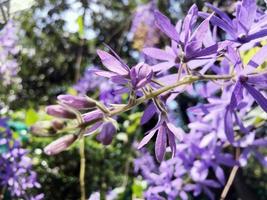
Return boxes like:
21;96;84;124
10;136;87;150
1;0;267;199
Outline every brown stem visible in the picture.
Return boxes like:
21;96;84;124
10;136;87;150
220;165;239;200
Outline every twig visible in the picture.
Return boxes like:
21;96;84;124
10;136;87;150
220;165;239;200
79;135;86;200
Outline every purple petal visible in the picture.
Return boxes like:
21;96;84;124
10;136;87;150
188;43;218;59
166;122;183;140
224;107;234;143
238;0;257;30
151;61;176;72
205;3;232;25
97;122;116;145
188;13;213;51
213;166;225;185
199;132;215;148
182;4;198;44
155;126;167;162
94;70;117;78
97;50;129;75
143;47;176;61
198;12;237;39
229;80;244;110
167;130;176;158
154;10;179;42
138;129;157;149
141;103;157;125
245;29;267;42
247;73;267;85
248;44;267;68
242;82;267;112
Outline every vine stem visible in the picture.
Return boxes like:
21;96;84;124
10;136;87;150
220;165;239;200
109;74;233;116
79;135;86;200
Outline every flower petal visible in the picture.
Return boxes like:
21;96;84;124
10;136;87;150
243;82;267;112
97;50;129;75
143;47;176;61
154;10;179;42
155;126;167;162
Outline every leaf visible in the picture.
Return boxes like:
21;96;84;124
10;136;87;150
25;108;39;126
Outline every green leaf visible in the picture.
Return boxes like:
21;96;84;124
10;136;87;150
25;108;39;126
77;15;84;38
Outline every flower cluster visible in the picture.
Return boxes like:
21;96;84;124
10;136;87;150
37;0;267;199
129;0;159;50
0;20;20;86
0;118;43;200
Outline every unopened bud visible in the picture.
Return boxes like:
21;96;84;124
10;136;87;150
30;121;57;136
97;122;116;145
57;95;96;110
52;120;66;130
44;134;77;155
130;62;153;89
46;105;76;119
82;110;103;124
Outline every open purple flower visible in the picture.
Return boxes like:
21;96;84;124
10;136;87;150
143;5;228;73
138;113;183;162
200;0;267;44
96;48;153;93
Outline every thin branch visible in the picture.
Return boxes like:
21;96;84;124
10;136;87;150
79;135;86;200
220;165;239;200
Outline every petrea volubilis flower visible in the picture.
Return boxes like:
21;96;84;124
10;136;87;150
96;48;153;93
200;0;267;44
138;113;183;162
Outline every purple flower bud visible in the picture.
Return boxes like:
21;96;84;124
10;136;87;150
46;105;76;119
97;122;116;145
57;94;96;109
130;63;153;89
44;134;78;155
82;110;104;123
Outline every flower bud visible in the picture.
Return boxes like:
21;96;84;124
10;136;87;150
30;121;57;136
97;122;116;145
82;110;104;124
46;105;76;119
51;120;66;130
130;62;153;89
44;134;77;155
57;95;96;110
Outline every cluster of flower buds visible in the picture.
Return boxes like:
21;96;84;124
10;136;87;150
37;94;119;155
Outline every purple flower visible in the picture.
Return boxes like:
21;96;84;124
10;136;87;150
200;0;267;44
138;113;183;162
96;48;153;93
0;118;43;199
0;20;20;86
143;6;229;74
129;0;160;50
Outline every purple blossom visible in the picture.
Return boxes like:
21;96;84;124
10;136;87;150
129;0;160;50
200;0;267;44
0;20;20;86
138;113;183;162
0;118;43;199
